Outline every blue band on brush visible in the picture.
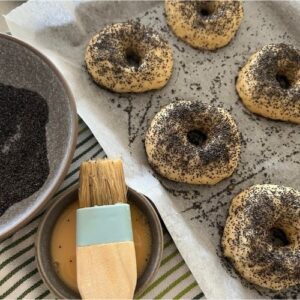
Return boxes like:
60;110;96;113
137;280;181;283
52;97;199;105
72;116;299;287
76;203;133;246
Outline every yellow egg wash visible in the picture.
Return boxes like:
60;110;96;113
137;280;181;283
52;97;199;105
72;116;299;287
51;200;152;292
130;203;152;278
51;201;78;292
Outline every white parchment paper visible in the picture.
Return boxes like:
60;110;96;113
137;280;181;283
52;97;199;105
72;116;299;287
5;1;300;298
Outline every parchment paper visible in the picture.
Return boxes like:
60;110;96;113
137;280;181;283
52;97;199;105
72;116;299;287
5;1;300;298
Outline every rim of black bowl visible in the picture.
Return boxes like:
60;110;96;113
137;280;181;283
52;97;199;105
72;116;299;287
0;33;78;240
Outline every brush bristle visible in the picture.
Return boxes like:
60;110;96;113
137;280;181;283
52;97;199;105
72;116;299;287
79;159;127;208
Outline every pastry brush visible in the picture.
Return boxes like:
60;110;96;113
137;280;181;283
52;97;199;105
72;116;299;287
76;159;137;299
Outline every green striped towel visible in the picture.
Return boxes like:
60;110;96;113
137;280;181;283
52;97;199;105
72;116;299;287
0;119;204;299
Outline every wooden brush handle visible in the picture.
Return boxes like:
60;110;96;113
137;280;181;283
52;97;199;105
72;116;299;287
76;204;136;299
77;241;137;299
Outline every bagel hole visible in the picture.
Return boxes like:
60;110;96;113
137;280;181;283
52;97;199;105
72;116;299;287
125;48;141;69
199;8;211;16
187;130;207;146
276;74;291;89
269;228;290;247
197;2;216;18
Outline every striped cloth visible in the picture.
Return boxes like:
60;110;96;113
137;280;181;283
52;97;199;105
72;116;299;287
0;119;204;299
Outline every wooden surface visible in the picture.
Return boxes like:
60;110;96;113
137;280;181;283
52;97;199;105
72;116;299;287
77;241;137;299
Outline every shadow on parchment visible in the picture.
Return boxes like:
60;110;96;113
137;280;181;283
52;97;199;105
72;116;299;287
35;1;161;58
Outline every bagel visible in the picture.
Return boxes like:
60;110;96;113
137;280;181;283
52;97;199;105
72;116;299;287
85;21;173;93
236;44;300;123
165;0;244;50
222;184;300;291
145;100;241;185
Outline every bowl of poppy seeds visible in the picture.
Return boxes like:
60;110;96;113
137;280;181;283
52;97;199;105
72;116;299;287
0;34;77;239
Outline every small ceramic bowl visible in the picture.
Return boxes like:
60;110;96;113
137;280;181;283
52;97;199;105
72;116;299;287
36;186;163;298
0;34;77;239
